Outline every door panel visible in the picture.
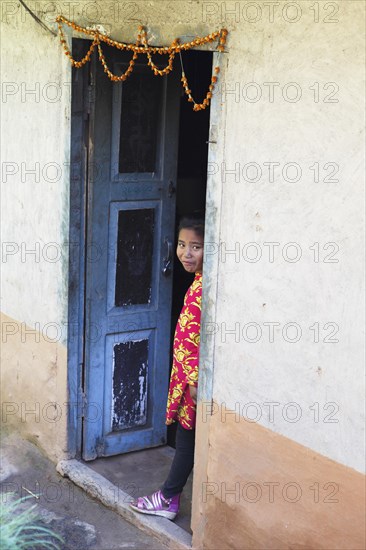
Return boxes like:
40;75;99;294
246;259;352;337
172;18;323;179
107;201;160;313
83;47;180;459
111;61;165;182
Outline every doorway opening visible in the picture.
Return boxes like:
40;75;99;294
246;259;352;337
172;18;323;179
168;49;212;447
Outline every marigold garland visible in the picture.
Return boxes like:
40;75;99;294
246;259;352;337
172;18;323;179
56;15;228;111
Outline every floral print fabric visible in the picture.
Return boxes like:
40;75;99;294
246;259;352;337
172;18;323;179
166;272;202;430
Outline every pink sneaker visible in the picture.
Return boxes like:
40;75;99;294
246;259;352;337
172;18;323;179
129;489;180;520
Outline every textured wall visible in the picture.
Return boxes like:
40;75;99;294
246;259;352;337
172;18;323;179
1;9;71;459
199;407;365;549
203;1;365;472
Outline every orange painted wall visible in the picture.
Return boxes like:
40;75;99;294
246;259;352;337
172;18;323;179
193;403;365;549
1;312;68;462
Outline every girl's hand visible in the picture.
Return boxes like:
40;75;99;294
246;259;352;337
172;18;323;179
189;385;197;404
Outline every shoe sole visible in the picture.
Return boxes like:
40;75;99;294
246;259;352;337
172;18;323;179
129;502;177;520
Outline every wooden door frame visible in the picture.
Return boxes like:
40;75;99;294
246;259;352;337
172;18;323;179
66;38;93;459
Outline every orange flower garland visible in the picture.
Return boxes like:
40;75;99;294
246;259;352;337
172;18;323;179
56;15;228;111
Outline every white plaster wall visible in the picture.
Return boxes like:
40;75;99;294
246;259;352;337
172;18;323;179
206;2;365;473
0;6;72;459
1;10;71;336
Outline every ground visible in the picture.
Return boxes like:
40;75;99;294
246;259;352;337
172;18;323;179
0;431;168;550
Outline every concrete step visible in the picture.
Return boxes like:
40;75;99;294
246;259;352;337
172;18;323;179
57;459;192;550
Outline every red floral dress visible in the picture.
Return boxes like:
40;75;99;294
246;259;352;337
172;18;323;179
166;272;202;430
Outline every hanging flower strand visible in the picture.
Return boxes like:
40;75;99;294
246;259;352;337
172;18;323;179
57;17;98;68
179;28;227;112
56;15;228;111
97;30;142;82
140;26;178;76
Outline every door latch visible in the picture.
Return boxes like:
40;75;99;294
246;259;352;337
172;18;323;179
168;181;176;198
162;238;173;276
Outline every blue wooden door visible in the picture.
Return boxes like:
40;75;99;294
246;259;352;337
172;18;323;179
82;47;180;460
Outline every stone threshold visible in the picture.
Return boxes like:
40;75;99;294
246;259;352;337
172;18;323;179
56;459;192;550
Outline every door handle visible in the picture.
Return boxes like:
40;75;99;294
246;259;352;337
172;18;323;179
162;238;173;276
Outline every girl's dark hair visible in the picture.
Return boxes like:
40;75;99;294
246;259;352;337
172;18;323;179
178;212;205;239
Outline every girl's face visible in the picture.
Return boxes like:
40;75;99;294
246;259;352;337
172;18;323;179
177;228;204;274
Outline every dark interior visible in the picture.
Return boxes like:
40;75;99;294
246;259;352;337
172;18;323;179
168;49;212;446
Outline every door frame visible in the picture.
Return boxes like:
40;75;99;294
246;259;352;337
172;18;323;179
67;38;93;459
66;38;225;464
190;50;227;538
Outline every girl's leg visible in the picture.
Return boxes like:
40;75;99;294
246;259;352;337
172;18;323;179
161;423;196;498
129;423;195;519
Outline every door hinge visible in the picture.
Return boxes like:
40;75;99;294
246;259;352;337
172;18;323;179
80;390;87;419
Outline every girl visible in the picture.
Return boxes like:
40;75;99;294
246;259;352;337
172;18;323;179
130;214;204;520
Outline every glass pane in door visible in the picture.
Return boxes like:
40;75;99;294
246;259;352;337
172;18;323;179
115;208;155;306
119;68;162;173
